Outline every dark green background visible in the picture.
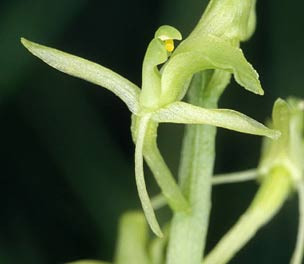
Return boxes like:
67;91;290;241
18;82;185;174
0;0;303;263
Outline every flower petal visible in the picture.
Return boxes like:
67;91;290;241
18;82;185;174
152;102;280;139
160;35;263;106
134;115;163;237
143;122;189;212
140;26;182;109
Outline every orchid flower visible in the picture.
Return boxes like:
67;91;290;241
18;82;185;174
21;0;278;239
204;98;304;264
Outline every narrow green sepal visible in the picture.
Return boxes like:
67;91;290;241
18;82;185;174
152;102;280;139
21;38;140;113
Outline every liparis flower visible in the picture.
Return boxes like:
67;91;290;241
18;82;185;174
21;0;278;238
204;98;304;264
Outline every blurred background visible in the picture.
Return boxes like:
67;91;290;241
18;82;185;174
0;0;303;263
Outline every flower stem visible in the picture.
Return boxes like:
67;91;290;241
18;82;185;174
212;169;258;185
166;70;230;264
291;181;304;264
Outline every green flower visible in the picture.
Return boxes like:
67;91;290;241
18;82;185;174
204;98;304;264
21;0;278;237
259;98;304;264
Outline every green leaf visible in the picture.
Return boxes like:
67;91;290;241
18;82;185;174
160;35;263;106
152;102;280;139
21;38;140;113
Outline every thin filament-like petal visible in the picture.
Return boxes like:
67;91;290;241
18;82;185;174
143;123;189;212
135;114;163;237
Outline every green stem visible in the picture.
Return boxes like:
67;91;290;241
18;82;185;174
291;181;304;264
151;169;258;210
203;167;292;264
166;70;230;264
212;169;258;185
151;193;167;210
